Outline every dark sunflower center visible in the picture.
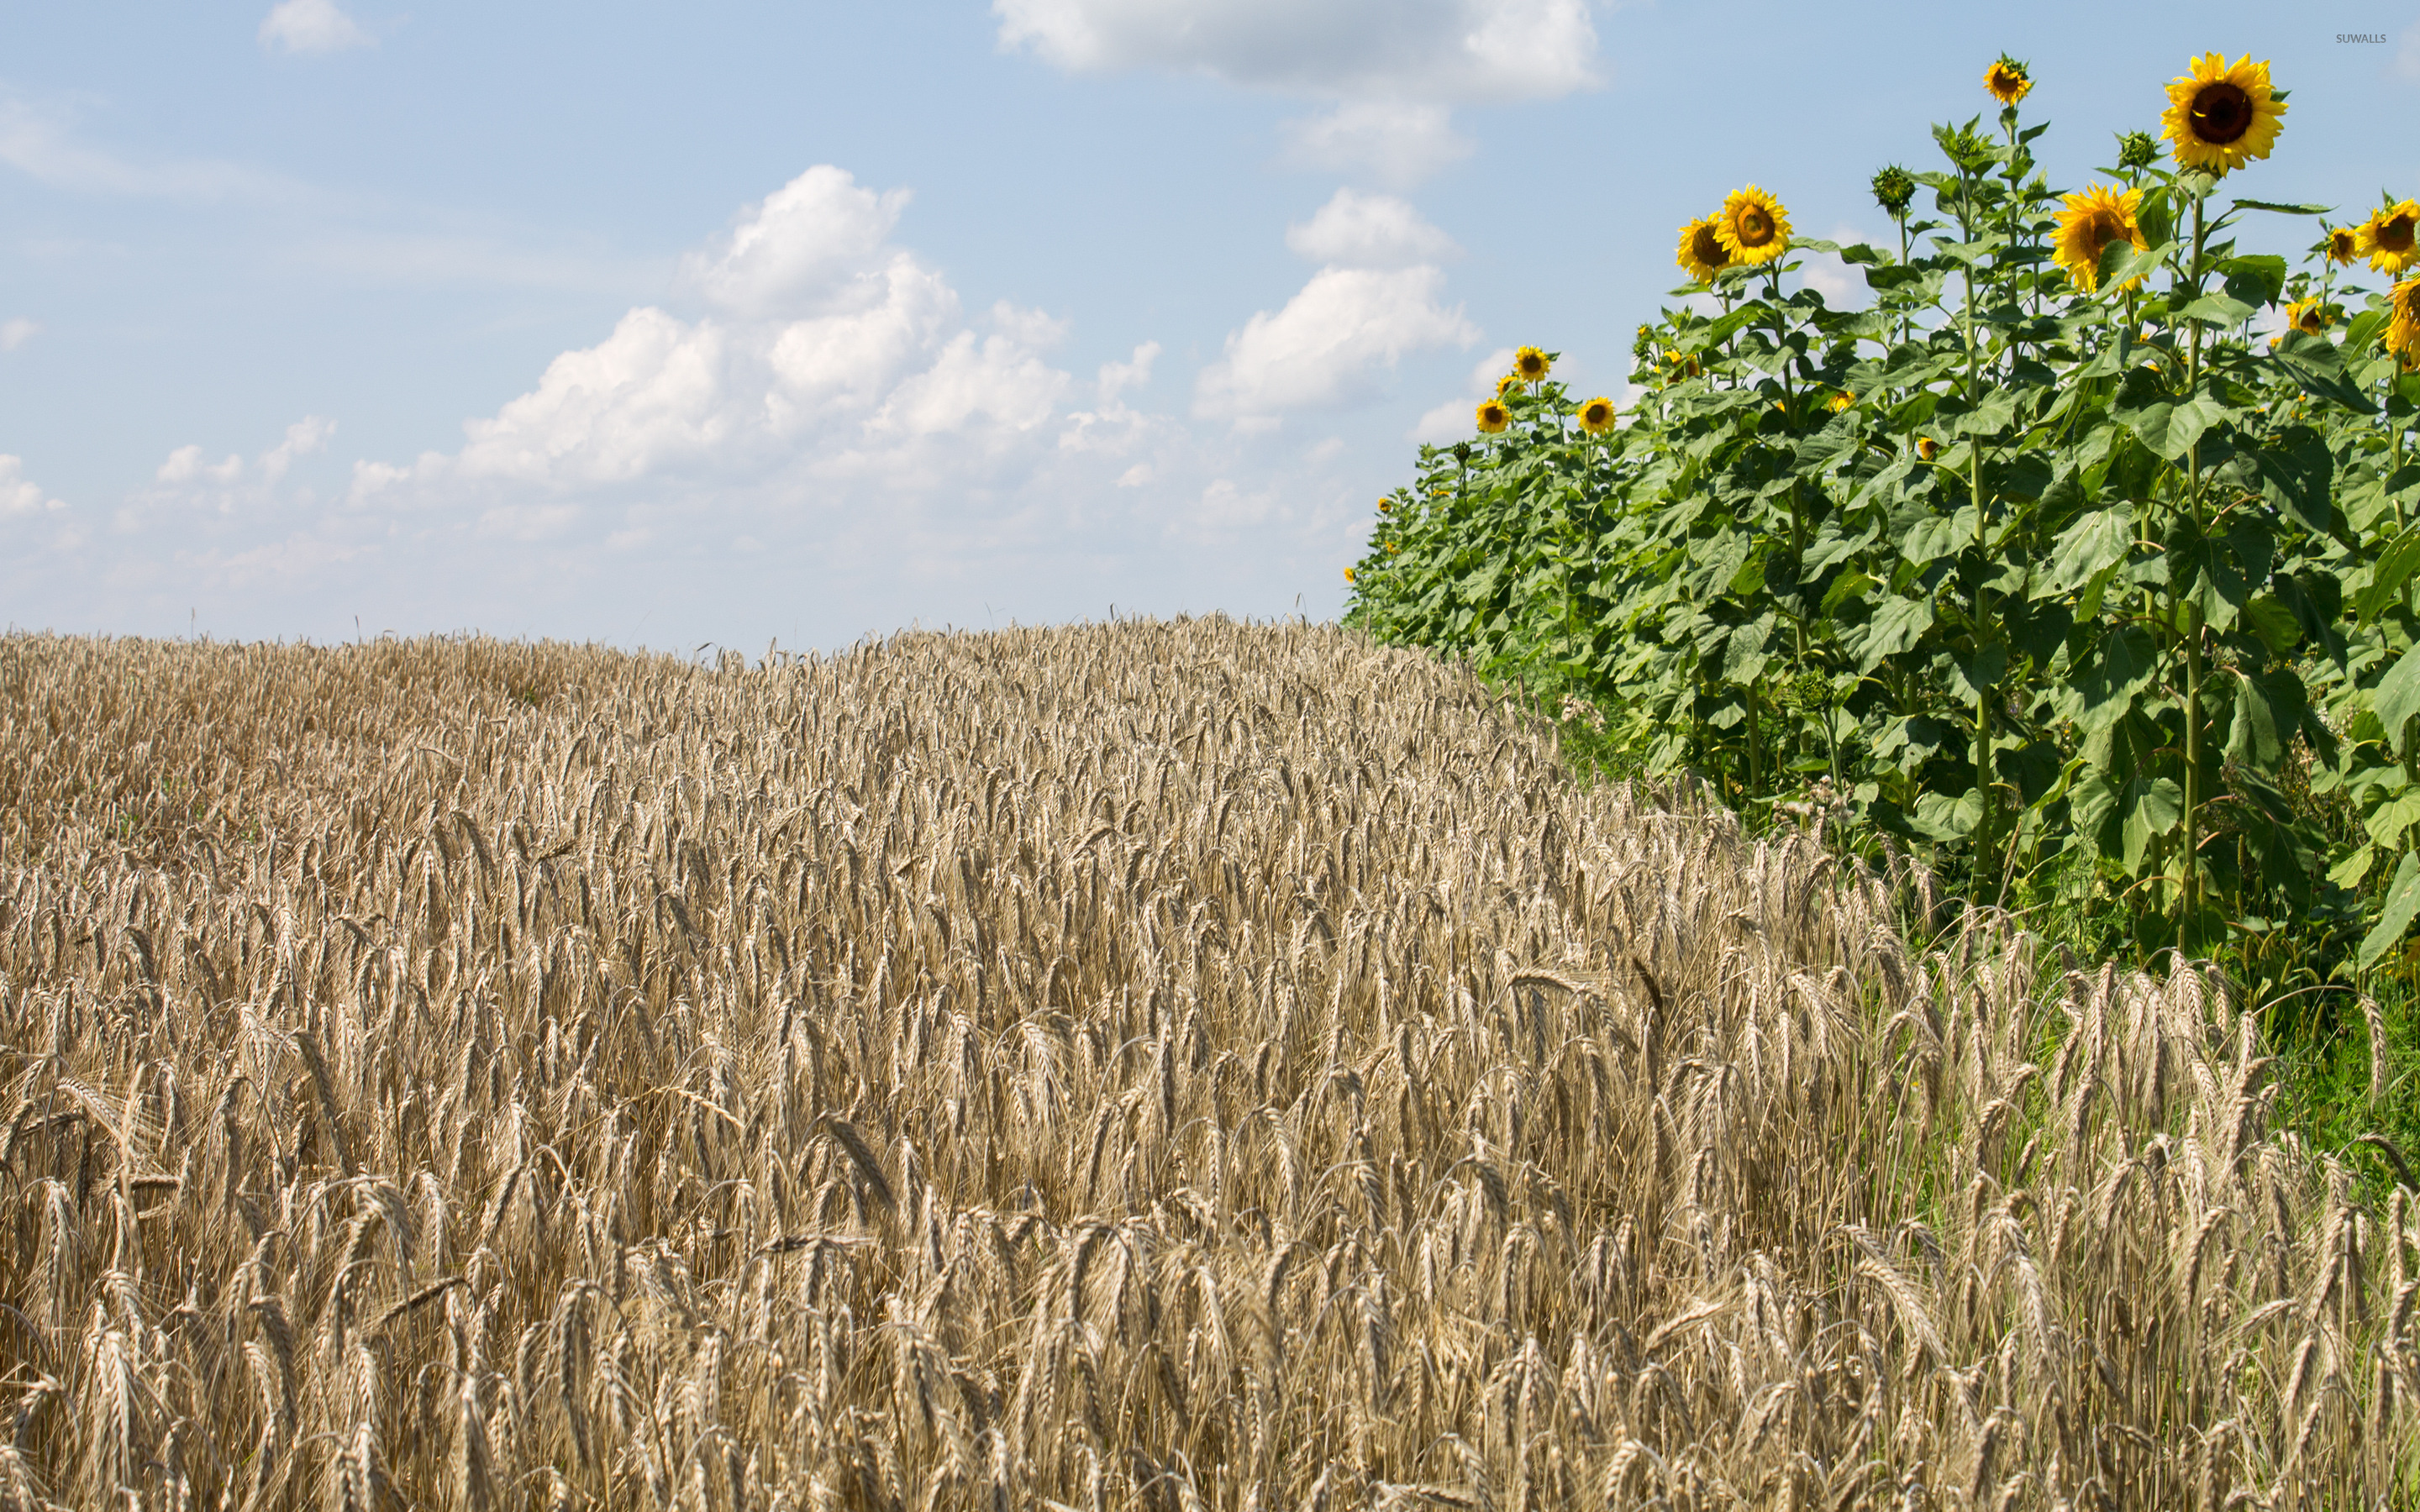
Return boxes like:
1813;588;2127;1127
2382;215;2416;253
1693;227;1728;266
1739;211;1772;244
2086;212;2128;256
2189;81;2253;144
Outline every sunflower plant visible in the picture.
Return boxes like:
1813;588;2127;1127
1348;49;2420;1000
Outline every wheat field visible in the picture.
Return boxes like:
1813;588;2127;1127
0;619;2410;1509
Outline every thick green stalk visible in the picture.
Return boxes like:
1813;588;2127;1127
2181;192;2209;939
1960;167;1996;885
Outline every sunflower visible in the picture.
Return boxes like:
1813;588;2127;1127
1915;437;1940;461
1661;349;1702;381
2052;184;2148;293
2160;54;2286;176
1496;372;1523;397
2328;226;2361;265
1676;217;1733;281
1376;497;1393;514
1715;185;1791;266
2285;297;2330;336
2389;278;2420;367
1984;55;2033;106
2357;200;2420;276
1343;567;1356;585
1870;165;1917;220
1578;396;1617;433
1826;391;1854;413
1513;346;1551;382
1476;399;1511;434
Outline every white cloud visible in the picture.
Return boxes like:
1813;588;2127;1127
1286;188;1459;268
1196;265;1477;420
678;165;912;319
1410;346;1513;442
993;0;1600;102
347;165;1094;501
1097;341;1160;404
157;445;245;485
0;318;35;350
0;455;65;518
258;0;375;55
258;416;335;483
1280;102;1474;187
0;95;308;204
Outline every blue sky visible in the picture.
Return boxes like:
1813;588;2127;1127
3;1;2417;652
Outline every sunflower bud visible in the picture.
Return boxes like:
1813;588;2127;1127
2115;130;2159;173
1871;165;1917;220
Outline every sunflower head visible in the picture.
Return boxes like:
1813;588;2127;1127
2115;129;2160;174
1513;346;1551;382
1675;217;1733;282
1343;567;1356;585
1496;372;1523;397
1578;396;1617;434
1475;400;1511;434
2389;278;2420;364
2284;297;2330;337
1984;55;2033;107
2053;184;2149;294
1661;349;1702;381
2358;200;2420;276
1716;185;1791;266
1826;391;1854;413
1915;437;1940;462
2327;226;2361;265
2161;54;2286;176
1869;165;1918;222
1376;497;1393;514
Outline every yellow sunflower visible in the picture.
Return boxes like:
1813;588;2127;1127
1715;185;1791;266
1826;391;1854;412
2285;297;2330;336
1476;399;1511;434
1675;217;1732;282
1496;372;1523;397
1513;346;1551;382
2357;200;2420;276
1661;349;1702;381
1376;497;1392;514
2052;184;2149;293
2328;226;2361;265
2389;277;2420;367
1915;437;1940;461
1984;55;2033;106
1578;396;1617;433
2160;54;2286;176
1343;567;1356;585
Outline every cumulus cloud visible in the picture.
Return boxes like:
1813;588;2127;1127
0;318;36;351
258;0;375;55
348;165;1096;505
677;166;913;318
1196;265;1476;420
1286;188;1459;268
1279;102;1473;187
1409;346;1515;443
157;445;245;485
259;416;335;483
994;0;1598;102
0;454;65;519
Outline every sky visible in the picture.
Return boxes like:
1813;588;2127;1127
3;2;2418;654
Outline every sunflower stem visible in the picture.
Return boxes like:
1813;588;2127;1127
2181;189;2210;948
1958;154;1999;891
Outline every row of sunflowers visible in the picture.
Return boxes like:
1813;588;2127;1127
1346;51;2420;1004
